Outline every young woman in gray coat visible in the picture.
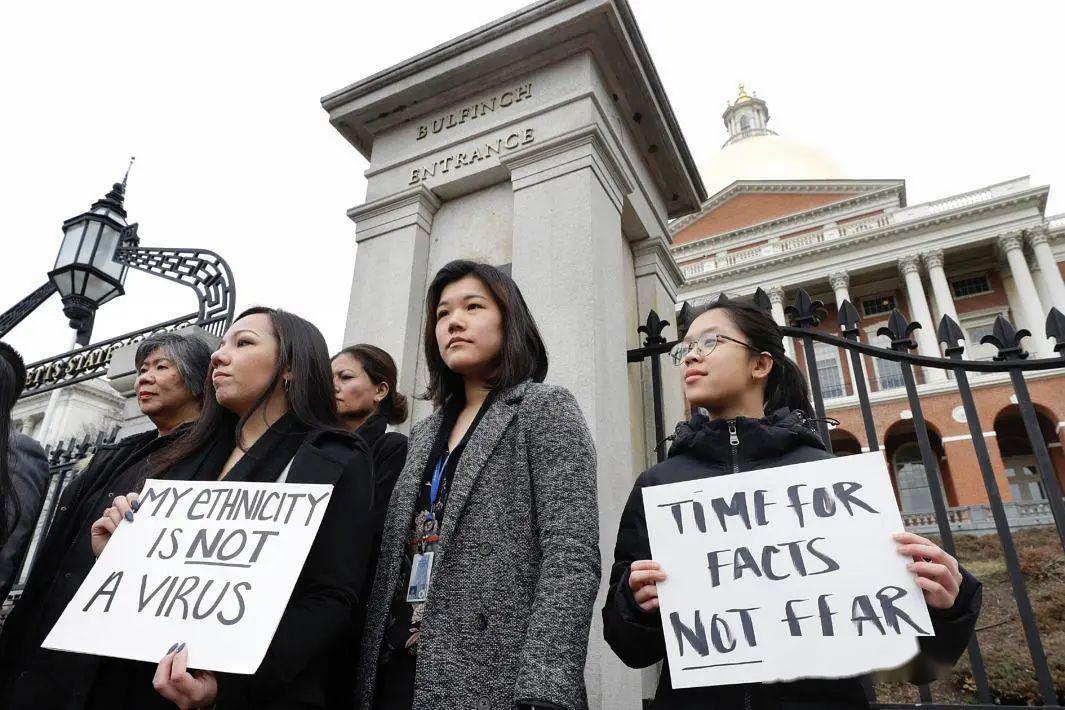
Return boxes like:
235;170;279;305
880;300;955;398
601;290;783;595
360;260;601;710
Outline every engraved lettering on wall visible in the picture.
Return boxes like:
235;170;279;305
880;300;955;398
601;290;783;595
415;83;533;141
408;128;535;185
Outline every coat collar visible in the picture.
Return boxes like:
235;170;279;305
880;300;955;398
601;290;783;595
382;381;531;565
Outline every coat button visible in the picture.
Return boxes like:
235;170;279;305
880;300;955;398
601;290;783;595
475;612;488;631
59;506;67;512
64;572;72;579
476;697;490;710
479;542;493;556
106;491;115;499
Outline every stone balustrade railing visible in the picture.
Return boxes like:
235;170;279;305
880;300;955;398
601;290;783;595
902;498;1061;536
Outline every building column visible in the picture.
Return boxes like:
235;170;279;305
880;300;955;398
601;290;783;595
898;255;947;381
922;249;969;355
1028;227;1065;312
343;185;441;433
767;284;795;361
999;232;1050;356
828;271;864;396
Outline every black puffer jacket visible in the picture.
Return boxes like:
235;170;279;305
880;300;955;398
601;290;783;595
603;409;982;710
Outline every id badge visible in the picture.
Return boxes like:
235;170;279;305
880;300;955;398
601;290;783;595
406;550;435;603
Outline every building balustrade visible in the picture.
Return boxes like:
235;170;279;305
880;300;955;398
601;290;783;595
903;498;1062;535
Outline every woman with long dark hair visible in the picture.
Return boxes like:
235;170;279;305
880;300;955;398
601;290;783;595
359;260;600;710
93;307;376;709
602;297;982;709
331;344;409;529
0;342;48;601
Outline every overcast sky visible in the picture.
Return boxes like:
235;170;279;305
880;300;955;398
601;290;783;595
2;0;1063;363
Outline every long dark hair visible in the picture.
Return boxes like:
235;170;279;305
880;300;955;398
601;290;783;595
151;307;342;476
0;343;26;537
422;260;548;407
685;298;812;416
333;344;409;425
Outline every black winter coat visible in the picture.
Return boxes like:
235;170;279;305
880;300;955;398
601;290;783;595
0;431;49;601
603;409;982;710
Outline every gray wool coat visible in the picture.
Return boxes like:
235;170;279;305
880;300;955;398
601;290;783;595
358;381;600;710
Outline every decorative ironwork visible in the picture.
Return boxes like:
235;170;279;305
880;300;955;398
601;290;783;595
113;244;235;331
0;282;57;339
9;240;236;398
628;289;1065;709
637;310;669;346
20;314;200;397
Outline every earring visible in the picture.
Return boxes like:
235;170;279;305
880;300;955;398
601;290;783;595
283;379;291;392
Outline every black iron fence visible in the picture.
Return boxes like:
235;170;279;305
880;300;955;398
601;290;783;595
628;288;1065;708
4;428;119;607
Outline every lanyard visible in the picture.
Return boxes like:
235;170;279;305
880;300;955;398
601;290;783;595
427;450;451;522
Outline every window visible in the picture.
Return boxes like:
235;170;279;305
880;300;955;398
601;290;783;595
1004;456;1046;502
893;443;934;513
965;323;998;360
813;341;846;400
951;274;992;298
872;333;905;390
739;116;751;132
862;294;896;317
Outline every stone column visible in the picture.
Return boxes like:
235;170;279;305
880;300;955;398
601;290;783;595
767;285;795;361
828;271;863;395
922;249;969;354
1028;227;1065;312
999;232;1050;356
898;255;947;380
343;186;441;433
504;127;641;710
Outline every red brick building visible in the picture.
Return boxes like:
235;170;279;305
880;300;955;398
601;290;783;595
670;87;1065;531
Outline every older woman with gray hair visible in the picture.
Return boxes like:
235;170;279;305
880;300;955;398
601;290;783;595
0;331;213;710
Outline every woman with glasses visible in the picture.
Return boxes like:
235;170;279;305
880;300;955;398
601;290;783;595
602;297;982;710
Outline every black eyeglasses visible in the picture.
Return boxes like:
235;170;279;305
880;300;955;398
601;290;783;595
669;333;764;365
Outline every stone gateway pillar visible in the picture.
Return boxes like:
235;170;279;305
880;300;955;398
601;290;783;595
321;2;704;706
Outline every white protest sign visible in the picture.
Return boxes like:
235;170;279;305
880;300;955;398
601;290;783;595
44;479;333;674
642;451;932;689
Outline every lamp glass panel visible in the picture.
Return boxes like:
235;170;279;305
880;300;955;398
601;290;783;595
97;285;121;306
76;221;102;263
92;225;124;280
55;222;85;268
83;272;114;303
73;270;87;296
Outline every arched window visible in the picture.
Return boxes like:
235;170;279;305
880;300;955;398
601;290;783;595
739;116;751;132
893;443;934;512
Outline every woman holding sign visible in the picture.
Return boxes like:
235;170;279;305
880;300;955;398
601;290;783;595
359;260;600;710
603;298;982;709
92;307;376;709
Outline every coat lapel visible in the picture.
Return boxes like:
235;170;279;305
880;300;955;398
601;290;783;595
436;382;528;550
377;412;443;597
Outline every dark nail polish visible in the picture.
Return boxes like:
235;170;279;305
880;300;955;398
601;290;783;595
167;643;178;654
176;642;186;652
124;511;134;522
131;499;140;512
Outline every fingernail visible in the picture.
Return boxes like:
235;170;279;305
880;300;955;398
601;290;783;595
167;643;178;654
124;511;134;522
177;642;185;652
891;532;904;540
131;499;140;512
906;563;916;571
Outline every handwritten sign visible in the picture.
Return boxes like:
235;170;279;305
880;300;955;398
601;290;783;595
642;452;931;688
44;479;333;674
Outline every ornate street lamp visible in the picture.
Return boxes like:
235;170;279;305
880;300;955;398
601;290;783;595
0;162;235;398
49;178;134;345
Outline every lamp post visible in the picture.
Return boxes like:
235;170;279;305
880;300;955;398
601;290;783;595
48;171;135;346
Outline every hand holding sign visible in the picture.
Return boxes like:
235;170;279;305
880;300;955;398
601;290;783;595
894;531;962;610
45;479;334;674
153;643;218;709
90;491;141;557
642;452;934;689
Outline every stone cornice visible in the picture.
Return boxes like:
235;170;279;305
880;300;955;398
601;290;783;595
680;191;1046;288
501;124;632;212
632;235;683;300
670;181;904;249
347;184;442;243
